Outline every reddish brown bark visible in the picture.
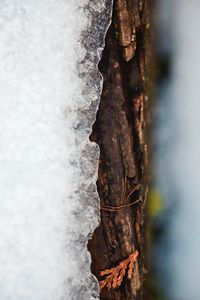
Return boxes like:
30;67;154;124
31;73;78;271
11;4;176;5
88;1;152;299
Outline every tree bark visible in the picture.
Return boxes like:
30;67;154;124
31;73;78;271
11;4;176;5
88;1;152;299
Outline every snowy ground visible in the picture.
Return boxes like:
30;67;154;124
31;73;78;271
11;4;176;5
155;1;200;299
0;1;112;299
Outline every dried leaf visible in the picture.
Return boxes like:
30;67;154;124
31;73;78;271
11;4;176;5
99;250;138;291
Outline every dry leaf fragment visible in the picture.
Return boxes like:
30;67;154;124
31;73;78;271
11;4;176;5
99;250;138;291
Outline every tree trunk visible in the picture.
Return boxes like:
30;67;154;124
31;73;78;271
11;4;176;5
88;1;152;299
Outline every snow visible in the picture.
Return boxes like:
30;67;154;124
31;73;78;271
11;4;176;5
155;1;200;299
0;1;112;299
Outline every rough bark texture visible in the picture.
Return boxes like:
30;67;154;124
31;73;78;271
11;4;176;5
88;1;152;299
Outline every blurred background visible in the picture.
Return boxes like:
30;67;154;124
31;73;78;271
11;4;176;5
149;1;200;299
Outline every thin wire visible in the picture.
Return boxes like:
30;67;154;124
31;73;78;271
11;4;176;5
100;184;141;212
100;196;142;212
124;184;140;203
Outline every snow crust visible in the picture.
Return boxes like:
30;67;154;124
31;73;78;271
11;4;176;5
0;1;112;299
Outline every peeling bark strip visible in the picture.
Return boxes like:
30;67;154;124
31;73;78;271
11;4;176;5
88;1;151;299
116;0;142;61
